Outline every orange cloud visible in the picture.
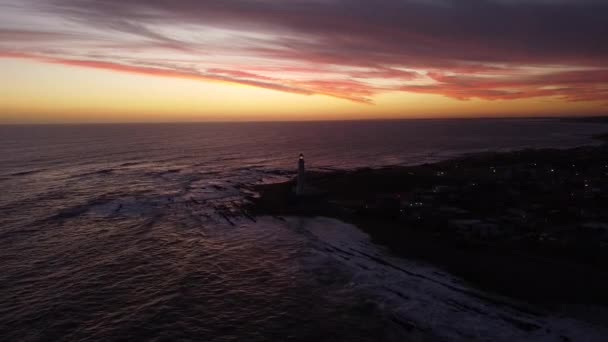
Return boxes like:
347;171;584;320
399;70;608;102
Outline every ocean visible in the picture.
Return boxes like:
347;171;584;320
1;118;608;341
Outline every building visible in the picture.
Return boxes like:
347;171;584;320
296;153;305;195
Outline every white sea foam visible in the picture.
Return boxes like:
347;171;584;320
286;217;608;341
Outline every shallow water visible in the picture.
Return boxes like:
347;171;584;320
1;119;608;341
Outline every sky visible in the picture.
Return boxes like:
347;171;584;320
1;0;607;123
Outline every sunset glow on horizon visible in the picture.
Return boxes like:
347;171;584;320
1;0;607;123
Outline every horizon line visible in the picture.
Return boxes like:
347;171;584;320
1;113;608;126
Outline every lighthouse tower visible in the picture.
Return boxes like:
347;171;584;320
296;153;305;195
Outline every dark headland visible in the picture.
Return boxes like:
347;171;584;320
248;132;608;310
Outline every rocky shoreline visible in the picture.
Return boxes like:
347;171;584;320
248;138;608;309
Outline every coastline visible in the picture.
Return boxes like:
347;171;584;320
248;135;608;309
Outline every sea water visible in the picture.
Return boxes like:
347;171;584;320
1;119;608;341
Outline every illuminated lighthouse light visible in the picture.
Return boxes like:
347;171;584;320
296;153;305;196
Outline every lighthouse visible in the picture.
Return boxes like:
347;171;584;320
296;153;305;195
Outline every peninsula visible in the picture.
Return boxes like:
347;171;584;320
249;137;608;309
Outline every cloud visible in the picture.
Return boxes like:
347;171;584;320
0;52;380;102
206;68;274;81
1;0;607;103
401;70;608;101
0;52;310;94
0;29;82;41
45;0;608;66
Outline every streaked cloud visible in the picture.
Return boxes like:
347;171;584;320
1;0;607;104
